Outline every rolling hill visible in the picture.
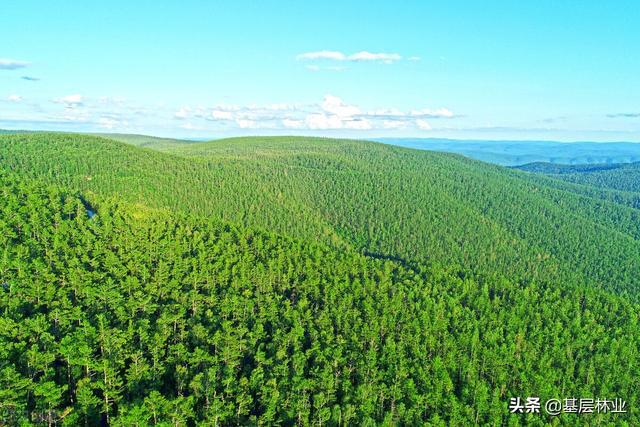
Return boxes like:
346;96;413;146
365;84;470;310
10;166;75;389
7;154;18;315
516;161;640;194
91;133;197;150
1;133;639;300
1;169;638;425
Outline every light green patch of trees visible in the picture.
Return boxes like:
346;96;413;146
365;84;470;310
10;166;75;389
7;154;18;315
1;171;638;425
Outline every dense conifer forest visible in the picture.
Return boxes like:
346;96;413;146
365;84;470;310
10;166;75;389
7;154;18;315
1;133;639;424
2;133;640;297
516;161;640;194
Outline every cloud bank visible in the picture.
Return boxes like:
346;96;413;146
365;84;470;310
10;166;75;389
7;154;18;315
173;94;454;131
53;94;84;108
0;58;30;70
297;50;406;64
1;92;455;135
607;113;640;118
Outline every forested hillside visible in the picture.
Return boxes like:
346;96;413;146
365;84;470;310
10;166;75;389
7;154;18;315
516;161;640;194
1;170;638;425
2;133;639;299
92;133;196;150
515;162;625;174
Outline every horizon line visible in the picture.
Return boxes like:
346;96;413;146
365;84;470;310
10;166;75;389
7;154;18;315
2;128;640;144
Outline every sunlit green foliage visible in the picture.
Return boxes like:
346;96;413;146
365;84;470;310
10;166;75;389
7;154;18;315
1;171;638;425
2;133;639;298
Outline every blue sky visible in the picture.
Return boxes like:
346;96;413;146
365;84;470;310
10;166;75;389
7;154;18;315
1;0;639;140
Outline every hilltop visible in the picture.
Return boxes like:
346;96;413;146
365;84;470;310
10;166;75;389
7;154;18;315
1;133;639;299
91;133;197;150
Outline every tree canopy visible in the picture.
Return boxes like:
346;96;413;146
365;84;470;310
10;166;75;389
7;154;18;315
1;133;639;424
1;170;639;425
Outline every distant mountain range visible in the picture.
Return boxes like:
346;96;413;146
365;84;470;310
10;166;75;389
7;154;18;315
375;138;640;166
514;160;640;193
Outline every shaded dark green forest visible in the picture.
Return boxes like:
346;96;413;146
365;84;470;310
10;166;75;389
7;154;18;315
1;133;639;425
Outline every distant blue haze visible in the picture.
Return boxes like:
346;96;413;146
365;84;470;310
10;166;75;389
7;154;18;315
375;139;640;166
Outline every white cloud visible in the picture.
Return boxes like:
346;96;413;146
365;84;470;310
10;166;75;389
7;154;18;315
305;113;344;129
368;108;405;117
62;94;83;104
15;93;454;133
408;56;421;62
174;107;191;119
173;94;455;131
98;117;119;129
180;122;203;130
348;51;401;64
211;110;234;120
282;118;305;129
260;103;293;111
0;58;30;70
410;108;454;118
297;50;346;61
303;115;372;131
235;118;257;129
355;106;456;128
54;94;84;108
213;104;241;112
344;118;372;130
383;120;406;129
321;95;360;118
58;110;90;122
99;96;126;105
299;95;369;129
297;50;404;64
416;119;432;130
